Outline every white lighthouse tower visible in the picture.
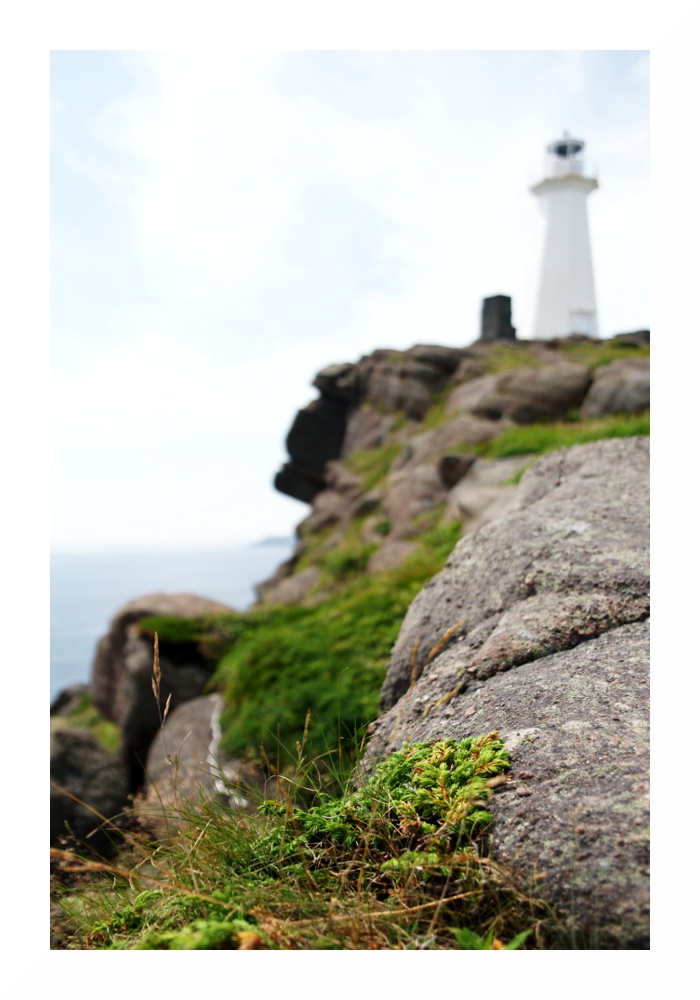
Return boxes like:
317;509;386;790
531;133;599;339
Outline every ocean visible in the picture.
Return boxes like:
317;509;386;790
50;541;293;702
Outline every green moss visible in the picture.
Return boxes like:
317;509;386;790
57;691;120;753
478;411;649;459
213;574;424;778
56;735;543;951
138;615;206;644
319;542;378;582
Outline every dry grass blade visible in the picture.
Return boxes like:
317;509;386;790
424;620;466;667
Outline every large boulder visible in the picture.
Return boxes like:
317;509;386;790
473;362;592;424
580;358;650;418
51;726;129;856
91;593;234;792
366;437;649;948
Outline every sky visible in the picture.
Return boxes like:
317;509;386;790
50;49;650;552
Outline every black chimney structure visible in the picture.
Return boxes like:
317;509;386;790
480;295;516;342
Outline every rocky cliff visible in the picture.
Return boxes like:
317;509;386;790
51;331;650;948
260;332;649;607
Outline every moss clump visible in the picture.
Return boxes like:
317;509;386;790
55;735;544;950
55;691;120;753
260;735;509;860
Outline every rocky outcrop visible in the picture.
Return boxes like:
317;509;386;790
51;726;129;856
580;358;650;418
364;437;650;948
264;335;650;607
91;593;234;792
274;345;469;503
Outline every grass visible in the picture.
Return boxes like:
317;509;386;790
51;733;554;950
51;691;121;753
51;336;649;950
557;339;649;370
475;410;649;460
344;442;403;492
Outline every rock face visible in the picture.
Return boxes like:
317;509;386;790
90;593;234;792
264;334;649;607
579;358;650;418
51;726;129;855
137;694;266;831
365;437;650;948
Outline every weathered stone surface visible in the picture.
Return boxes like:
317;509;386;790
91;593;234;792
312;362;358;404
392;417;500;471
446;374;503;418
381;463;446;540
475;362;592;424
379;437;649;710
368;623;649;948
442;454;533;531
579;358;650;418
136;694;266;831
340;407;394;457
51;726;129;855
366;437;649;948
405;344;465;374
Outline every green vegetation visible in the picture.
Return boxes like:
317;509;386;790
557;338;649;370
477;410;649;460
344;442;403;491
212;562;445;781
480;343;544;373
52;735;549;949
51;691;120;753
51;335;649;950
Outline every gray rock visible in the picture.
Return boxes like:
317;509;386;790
90;593;234;792
366;437;649;947
405;344;466;374
475;362;592;424
137;694;266;832
341;407;394;457
379;437;648;709
580;358;650;418
51;726;129;856
442;454;534;532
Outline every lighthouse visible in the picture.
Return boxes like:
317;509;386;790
531;133;599;339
